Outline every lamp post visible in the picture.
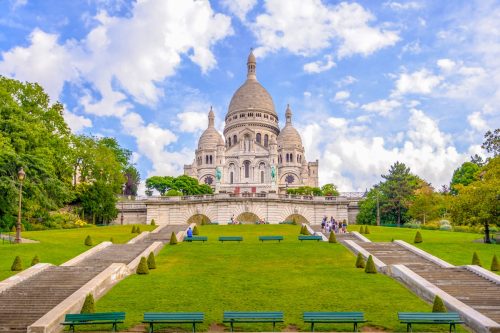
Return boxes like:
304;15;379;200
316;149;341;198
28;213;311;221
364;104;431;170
15;167;26;244
121;184;126;225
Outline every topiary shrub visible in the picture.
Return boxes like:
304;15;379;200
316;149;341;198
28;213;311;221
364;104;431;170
193;225;199;235
365;226;370;234
84;235;93;246
136;256;149;274
414;231;423;243
81;293;95;313
329;232;337;243
31;255;40;266
432;295;447;312
365;255;377;274
358;226;364;234
147;252;156;270
11;256;23;271
292;217;297;225
136;226;141;233
170;232;178;245
303;226;311;235
151;219;156;226
472;252;482;266
299;225;305;235
355;253;365;268
109;237;114;243
491;254;499;271
131;225;137;233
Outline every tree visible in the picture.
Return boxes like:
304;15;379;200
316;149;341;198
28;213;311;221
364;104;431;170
408;185;444;223
321;183;339;196
145;175;213;196
11;256;23;271
124;165;140;196
365;255;377;273
481;128;499;157
450;162;480;194
79;181;118;224
136;257;149;274
147;252;156;269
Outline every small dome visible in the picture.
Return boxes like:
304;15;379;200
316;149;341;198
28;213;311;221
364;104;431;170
277;105;303;148
198;108;223;149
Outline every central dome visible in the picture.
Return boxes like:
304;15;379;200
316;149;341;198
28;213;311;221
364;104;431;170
226;51;276;119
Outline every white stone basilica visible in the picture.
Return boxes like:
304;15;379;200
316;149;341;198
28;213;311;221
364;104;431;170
184;51;318;194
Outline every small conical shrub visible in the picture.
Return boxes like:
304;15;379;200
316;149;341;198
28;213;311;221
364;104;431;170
303;226;310;235
147;252;156;269
299;225;305;234
11;225;15;232
151;219;156;226
131;225;137;233
193;225;199;235
136;256;149;274
432;295;447;312
329;232;337;243
414;231;423;243
355;253;365;268
365;255;377;273
136;226;141;233
491;254;499;271
84;235;93;246
31;255;40;266
81;293;95;313
391;238;394;242
358;226;364;234
365;226;370;234
109;237;114;243
11;256;23;271
472;252;481;266
170;232;178;245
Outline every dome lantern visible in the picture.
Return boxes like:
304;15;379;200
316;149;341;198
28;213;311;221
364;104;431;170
247;49;256;80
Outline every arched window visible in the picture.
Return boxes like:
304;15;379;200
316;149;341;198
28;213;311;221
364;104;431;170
256;133;261;144
233;135;237;144
244;161;250;178
297;154;299;163
205;155;208;164
290;153;293;162
228;137;231;146
261;170;264;183
209;155;213;164
230;172;234;184
264;134;269;147
286;154;289;162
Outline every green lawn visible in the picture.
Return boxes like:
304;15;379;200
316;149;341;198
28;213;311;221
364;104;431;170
96;225;457;332
350;225;499;271
0;224;155;281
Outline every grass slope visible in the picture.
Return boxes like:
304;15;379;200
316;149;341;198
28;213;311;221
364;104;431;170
351;225;499;271
96;225;455;332
0;224;155;281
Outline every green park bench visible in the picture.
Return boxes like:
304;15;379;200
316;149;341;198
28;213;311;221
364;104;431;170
61;312;125;332
279;221;294;224
223;311;284;332
143;312;204;333
219;236;243;242
184;236;208;242
303;312;367;332
398;312;463;332
259;235;284;242
298;235;322;241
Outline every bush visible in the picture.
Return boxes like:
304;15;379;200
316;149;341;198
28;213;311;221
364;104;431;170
432;295;447;312
131;225;137;233
136;257;149;274
81;293;95;313
292;217;297;225
136;226;141;233
11;256;23;271
299;225;305;234
170;232;178;245
472;252;481;266
365;226;370;234
355;253;365;268
328;232;337;243
84;235;93;246
303;225;310;235
150;219;156;226
491;255;499;271
147;252;156;269
365;255;377;274
31;255;40;266
358;226;364;234
109;237;114;243
414;231;423;243
193;225;199;235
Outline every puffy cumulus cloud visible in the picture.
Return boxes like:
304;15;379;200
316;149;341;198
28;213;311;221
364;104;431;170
176;111;209;133
300;109;466;191
393;69;442;95
63;111;93;133
251;0;399;58
361;99;401;116
437;58;456;72
333;90;350;101
467;111;489;132
383;1;422;11
221;0;258;20
303;55;335;73
0;29;78;102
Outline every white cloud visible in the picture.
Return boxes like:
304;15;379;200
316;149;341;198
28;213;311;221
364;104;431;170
303;91;312;97
303;55;335;73
251;0;399;58
467;111;489;132
221;0;257;20
334;90;350;101
437;58;456;72
383;1;422;11
336;75;357;87
393;69;442;95
12;0;27;9
361;99;401;116
176;111;208;133
63;111;93;132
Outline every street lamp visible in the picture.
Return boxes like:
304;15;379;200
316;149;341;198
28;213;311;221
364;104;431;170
121;184;126;225
15;167;26;244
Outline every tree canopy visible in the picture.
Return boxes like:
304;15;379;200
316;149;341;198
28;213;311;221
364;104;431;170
145;175;213;196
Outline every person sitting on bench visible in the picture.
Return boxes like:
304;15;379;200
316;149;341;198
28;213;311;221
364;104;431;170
187;227;193;238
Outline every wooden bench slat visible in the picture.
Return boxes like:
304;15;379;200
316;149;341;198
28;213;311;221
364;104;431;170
298;235;322;241
302;312;366;332
259;236;284;242
219;236;243;242
223;311;283;332
143;312;204;333
398;312;463;333
62;312;125;332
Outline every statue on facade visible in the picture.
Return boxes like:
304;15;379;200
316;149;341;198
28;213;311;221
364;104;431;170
216;167;222;182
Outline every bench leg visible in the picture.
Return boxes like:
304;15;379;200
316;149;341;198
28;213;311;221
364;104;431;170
407;323;412;332
230;322;234;332
273;321;276;332
112;322;117;332
311;322;314;332
450;323;456;333
70;325;75;333
193;322;196;333
149;323;154;333
354;322;358;332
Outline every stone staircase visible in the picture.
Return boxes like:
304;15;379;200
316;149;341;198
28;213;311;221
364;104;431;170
0;224;186;333
310;225;358;243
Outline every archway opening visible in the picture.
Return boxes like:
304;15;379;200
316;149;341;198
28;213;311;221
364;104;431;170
187;214;212;225
283;214;309;225
236;212;261;224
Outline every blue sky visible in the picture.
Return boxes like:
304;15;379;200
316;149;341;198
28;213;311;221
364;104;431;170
0;0;498;192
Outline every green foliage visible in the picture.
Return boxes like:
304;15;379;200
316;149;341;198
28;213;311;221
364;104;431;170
170;232;178;245
136;256;149;274
355;253;365;268
358;225;364;234
131;225;137;233
291;217;297;225
481;128;499;157
136;226;141;234
109;237;114;243
321;183;339;196
145;175;213;196
193;225;199;235
408;185;446;223
150;219;156;226
365;255;377;274
472;252;481;266
11;256;23;271
147;252;156;270
31;255;40;266
328;232;337;243
78;181;118;225
123;165;140;196
81;293;95;313
84;235;93;246
286;186;322;196
166;189;183;196
491;255;499;271
365;226;370;234
432;295;447;313
450;162;480;194
414;231;423;243
299;225;305;234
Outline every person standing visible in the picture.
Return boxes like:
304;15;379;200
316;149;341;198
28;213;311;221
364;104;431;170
187;227;193;238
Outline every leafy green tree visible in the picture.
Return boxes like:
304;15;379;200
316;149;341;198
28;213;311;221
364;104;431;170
408;185;445;223
145;175;213;196
450;162;480;194
124;165;140;196
79;181;118;224
287;186;322;196
481;128;499;157
321;183;339;196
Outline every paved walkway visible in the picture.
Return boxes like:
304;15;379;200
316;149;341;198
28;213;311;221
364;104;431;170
0;225;185;333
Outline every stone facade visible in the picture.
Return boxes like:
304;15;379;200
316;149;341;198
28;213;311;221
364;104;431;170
184;51;318;194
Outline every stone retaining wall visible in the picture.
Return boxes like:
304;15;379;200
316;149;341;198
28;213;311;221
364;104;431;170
0;263;52;294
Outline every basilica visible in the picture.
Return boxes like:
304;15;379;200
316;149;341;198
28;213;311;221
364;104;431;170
184;51;318;194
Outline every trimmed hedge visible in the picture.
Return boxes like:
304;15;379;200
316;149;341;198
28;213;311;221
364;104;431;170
328;232;337;243
136;257;149;274
11;256;23;271
84;235;93;246
31;255;40;266
472;252;482;266
414;231;422;243
147;252;156;270
193;225;199;235
170;232;178;245
365;255;377;274
355;253;365;268
491;254;499;271
81;293;95;313
432;295;447;313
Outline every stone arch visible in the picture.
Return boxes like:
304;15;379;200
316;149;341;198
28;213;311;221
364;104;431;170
283;214;308;225
279;172;300;185
228;203;267;224
277;205;314;224
180;204;217;224
236;212;260;224
187;214;212;225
